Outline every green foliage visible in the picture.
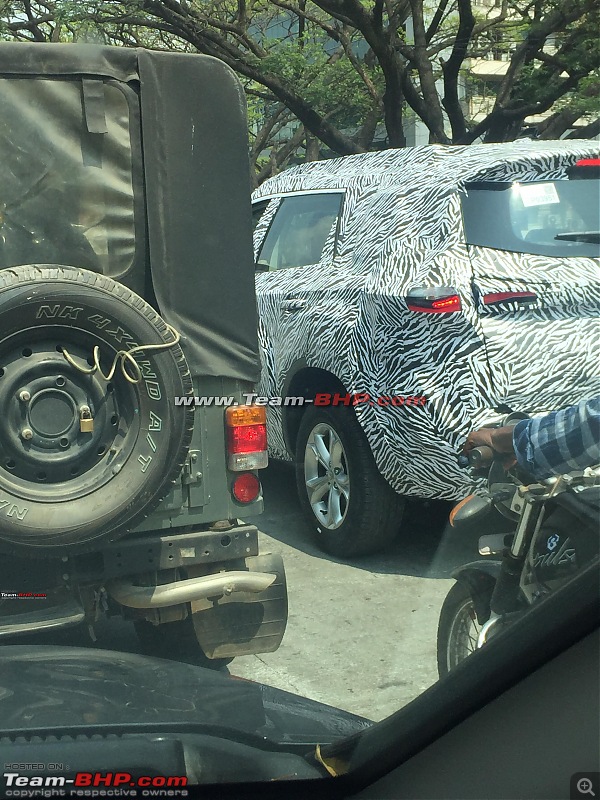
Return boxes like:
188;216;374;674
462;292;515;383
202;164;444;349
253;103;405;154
258;41;379;126
0;0;598;175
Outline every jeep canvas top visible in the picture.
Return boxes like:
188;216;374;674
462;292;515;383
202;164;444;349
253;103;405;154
0;42;287;662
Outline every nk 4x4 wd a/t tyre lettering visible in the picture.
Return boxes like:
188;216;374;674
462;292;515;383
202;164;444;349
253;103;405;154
0;265;194;555
295;406;405;557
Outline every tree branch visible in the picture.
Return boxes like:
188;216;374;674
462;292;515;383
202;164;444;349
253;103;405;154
408;0;450;141
566;117;600;139
425;0;450;44
441;0;475;140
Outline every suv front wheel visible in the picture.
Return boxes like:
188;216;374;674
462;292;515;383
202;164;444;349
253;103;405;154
295;406;405;557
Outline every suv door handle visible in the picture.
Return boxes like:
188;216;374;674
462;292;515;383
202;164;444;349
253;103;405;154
281;298;307;312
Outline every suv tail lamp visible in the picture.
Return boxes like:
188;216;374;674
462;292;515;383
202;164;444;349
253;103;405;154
406;286;462;314
568;158;600;179
483;291;537;306
226;405;268;471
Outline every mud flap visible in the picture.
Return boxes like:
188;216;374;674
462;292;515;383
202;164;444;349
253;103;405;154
189;553;287;659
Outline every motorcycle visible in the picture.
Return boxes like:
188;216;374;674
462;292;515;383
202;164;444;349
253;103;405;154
437;416;600;677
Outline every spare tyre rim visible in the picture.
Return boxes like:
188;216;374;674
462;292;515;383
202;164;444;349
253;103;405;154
0;329;140;501
304;422;350;530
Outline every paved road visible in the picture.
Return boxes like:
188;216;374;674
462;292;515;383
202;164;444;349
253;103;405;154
7;463;482;722
229;463;476;721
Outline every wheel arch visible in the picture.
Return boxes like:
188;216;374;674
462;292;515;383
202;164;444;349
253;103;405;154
281;363;349;456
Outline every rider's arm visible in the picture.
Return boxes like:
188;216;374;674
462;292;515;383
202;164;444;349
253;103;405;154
512;396;600;480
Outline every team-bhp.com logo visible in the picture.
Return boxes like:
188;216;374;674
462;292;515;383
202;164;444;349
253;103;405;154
314;393;427;407
3;770;188;797
174;392;428;408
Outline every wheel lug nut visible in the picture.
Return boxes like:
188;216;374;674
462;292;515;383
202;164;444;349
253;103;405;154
21;428;33;440
19;390;31;402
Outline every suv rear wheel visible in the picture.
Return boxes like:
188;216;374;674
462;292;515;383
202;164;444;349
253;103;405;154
295;406;405;557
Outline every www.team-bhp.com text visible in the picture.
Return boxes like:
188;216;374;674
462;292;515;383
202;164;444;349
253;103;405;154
174;393;428;408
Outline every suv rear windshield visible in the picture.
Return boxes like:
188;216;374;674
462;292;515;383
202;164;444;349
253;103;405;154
0;78;136;276
460;179;600;258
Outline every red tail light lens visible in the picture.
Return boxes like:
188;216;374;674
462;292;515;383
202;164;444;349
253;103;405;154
232;472;261;503
483;291;537;306
569;158;600;179
430;294;461;312
227;424;267;454
226;405;268;470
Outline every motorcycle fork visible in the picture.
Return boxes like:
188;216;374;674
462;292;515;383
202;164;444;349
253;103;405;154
478;486;548;648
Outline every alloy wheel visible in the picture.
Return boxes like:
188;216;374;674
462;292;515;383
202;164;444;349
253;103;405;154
303;422;350;530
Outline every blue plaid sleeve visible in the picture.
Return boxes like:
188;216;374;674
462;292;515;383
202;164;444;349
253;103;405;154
512;396;600;480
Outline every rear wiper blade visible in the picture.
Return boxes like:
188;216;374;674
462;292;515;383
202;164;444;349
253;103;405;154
554;231;600;244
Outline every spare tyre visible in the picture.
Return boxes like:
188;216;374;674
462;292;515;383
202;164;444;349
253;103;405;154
0;265;194;555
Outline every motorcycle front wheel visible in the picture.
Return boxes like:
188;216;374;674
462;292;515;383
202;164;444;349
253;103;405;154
437;581;492;678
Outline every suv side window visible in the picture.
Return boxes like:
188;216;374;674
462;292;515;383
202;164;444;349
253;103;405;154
257;193;342;271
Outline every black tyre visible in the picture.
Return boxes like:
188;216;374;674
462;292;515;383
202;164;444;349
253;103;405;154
295;406;405;557
134;616;233;669
0;265;193;555
437;581;493;678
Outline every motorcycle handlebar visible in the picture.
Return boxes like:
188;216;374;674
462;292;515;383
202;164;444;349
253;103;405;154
458;445;495;469
469;445;495;468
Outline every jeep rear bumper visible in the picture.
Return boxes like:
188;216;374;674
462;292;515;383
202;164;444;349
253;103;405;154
0;525;288;657
97;523;261;580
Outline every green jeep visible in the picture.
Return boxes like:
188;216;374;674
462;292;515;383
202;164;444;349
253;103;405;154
0;42;287;665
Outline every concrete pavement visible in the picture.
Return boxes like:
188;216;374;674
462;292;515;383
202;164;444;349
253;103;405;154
229;463;477;721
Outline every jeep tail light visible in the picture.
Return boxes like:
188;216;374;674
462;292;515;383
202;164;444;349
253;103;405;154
406;287;462;314
226;405;268;471
232;472;261;503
